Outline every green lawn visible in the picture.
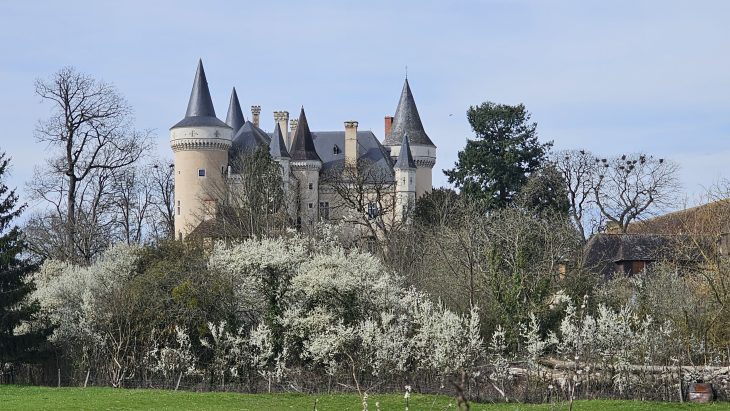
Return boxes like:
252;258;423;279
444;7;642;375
0;385;728;410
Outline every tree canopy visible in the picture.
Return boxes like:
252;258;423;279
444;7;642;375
444;102;552;209
0;153;50;377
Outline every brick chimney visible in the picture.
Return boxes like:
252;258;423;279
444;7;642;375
384;116;394;138
251;105;261;127
345;121;358;170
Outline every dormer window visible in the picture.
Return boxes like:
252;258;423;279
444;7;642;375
333;145;341;155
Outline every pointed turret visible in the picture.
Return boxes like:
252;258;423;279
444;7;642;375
225;87;245;134
169;60;233;240
270;123;290;159
289;108;322;162
171;59;229;129
394;134;417;169
384;79;435;147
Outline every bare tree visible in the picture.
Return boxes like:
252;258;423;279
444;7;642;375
147;159;175;240
30;67;150;262
554;150;679;237
197;147;289;240
553;150;598;240
321;158;405;259
593;153;680;233
111;166;154;245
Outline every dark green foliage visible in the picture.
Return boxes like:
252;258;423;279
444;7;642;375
413;188;466;228
133;241;235;352
444;102;552;209
516;163;570;217
0;153;50;370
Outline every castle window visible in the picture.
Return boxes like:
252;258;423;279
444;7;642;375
308;202;313;209
319;202;330;221
308;182;313;190
198;169;206;177
177;206;181;216
367;202;378;219
177;201;180;206
333;145;341;155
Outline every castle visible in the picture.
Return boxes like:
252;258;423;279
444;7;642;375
170;60;436;239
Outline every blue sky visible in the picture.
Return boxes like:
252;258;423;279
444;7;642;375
1;0;729;207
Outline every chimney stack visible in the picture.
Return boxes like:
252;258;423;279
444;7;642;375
344;121;359;169
251;105;261;127
290;119;298;141
274;111;290;149
384;116;394;139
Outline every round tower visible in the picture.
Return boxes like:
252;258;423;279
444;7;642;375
170;60;233;239
383;78;436;198
393;134;417;222
288;108;322;230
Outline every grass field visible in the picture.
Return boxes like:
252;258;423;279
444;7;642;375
1;385;729;410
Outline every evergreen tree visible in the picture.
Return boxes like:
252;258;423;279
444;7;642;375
444;102;552;209
0;153;49;376
515;163;570;217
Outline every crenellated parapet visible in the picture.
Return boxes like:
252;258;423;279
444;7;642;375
290;159;323;171
171;139;232;152
415;158;436;169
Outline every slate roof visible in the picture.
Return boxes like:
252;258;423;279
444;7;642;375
312;130;394;182
229;121;271;171
289;108;322;162
394;134;417;169
225;87;245;134
383;79;435;147
269;123;290;159
171;59;230;130
583;233;700;278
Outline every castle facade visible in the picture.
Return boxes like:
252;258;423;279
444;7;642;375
170;60;436;239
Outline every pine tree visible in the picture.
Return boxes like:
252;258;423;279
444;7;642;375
444;102;552;209
0;152;49;378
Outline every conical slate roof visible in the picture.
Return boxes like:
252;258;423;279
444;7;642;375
225;87;245;134
383;79;435;147
269;123;290;159
289;108;322;162
229;120;271;173
394;134;417;169
171;59;229;129
231;121;270;154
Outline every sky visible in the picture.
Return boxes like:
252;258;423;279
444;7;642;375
1;0;729;209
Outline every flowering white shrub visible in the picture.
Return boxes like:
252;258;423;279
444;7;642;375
31;245;140;351
147;326;200;379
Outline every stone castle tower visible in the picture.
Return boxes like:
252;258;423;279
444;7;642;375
394;135;417;222
383;79;436;198
169;60;233;239
288;108;322;229
170;60;434;238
